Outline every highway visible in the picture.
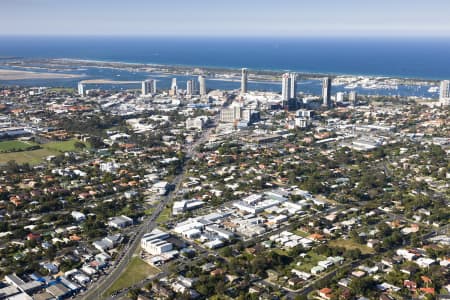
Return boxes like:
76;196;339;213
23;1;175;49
79;118;217;299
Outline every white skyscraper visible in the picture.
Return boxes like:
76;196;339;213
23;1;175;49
281;73;291;101
336;92;345;102
440;80;450;100
77;82;85;96
170;78;178;95
289;73;297;99
349;91;358;105
322;77;332;108
142;80;156;96
186;80;196;96
198;76;207;96
241;68;248;94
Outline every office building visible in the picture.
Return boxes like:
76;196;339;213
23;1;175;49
220;106;242;123
142;79;156;96
141;229;173;255
186;117;205;130
336;92;345;102
296;109;314;118
349;91;358;105
242;109;260;124
198;75;207;96
290;73;297;99
186;80;193;96
281;73;291;101
170;78;177;95
440;80;450;105
295;117;308;128
186;79;197;96
241;68;248;94
322;77;332;108
440;80;450;99
77;82;85;97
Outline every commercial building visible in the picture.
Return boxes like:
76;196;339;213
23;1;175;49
281;73;291;101
170;78;177;95
198;76;207;96
186;117;205;130
336;92;345;102
220;106;259;125
349;91;358;105
142;79;157;96
440;80;450;105
220;106;242;123
295;117;308;128
241;68;248;94
290;73;297;99
186;79;197;96
241;108;260;124
107;215;133;229
322;77;332;108
77;83;85;97
141;229;173;255
296;109;314;118
172;199;205;215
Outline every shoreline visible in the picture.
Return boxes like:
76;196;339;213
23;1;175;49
50;58;440;84
0;68;83;80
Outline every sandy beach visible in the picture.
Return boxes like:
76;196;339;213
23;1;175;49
0;69;83;80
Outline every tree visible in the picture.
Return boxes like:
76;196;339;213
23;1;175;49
74;141;86;150
349;277;376;295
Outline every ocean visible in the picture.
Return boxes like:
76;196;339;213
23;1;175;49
0;36;448;97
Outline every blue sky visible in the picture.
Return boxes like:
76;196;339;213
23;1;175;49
1;0;450;36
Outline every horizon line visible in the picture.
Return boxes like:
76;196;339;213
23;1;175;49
1;34;450;39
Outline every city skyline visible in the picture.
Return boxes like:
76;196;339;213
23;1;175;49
1;0;450;37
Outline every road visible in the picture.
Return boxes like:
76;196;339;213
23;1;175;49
79;118;217;299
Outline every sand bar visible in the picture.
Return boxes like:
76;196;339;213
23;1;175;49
0;69;82;80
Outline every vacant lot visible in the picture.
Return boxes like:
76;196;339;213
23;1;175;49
105;257;159;296
328;238;374;255
156;205;172;224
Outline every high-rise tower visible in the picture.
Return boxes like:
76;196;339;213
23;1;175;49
289;73;297;99
440;80;450;100
198;76;207;96
440;80;450;106
186;80;197;96
281;73;291;101
78;82;85;97
241;68;248;94
142;80;156;96
322;77;332;108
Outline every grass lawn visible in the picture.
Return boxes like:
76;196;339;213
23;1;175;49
0;139;88;165
293;229;309;238
0;148;59;165
144;208;155;215
47;87;75;93
328;238;374;255
272;248;290;257
105;257;159;296
43;139;88;152
294;251;327;272
156;205;171;224
0;140;37;152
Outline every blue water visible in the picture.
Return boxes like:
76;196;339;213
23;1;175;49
0;36;450;79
